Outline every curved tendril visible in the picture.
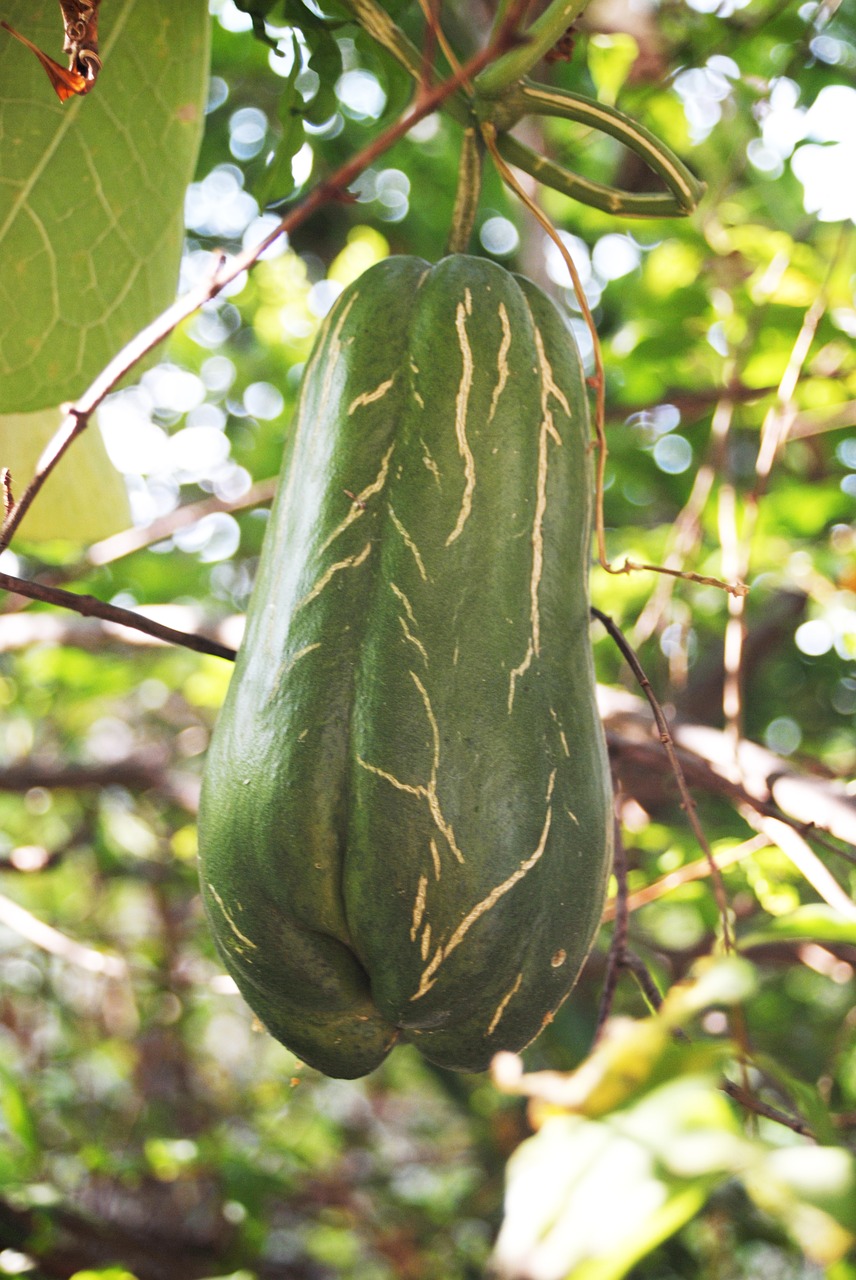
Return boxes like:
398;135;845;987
512;80;705;213
496;134;692;218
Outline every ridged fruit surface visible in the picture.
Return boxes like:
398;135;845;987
199;255;613;1078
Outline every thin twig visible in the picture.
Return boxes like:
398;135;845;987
622;950;665;1013
0;571;237;661
741;810;856;921
596;819;666;1033
632;398;734;647
0;468;13;519
0;891;127;979
594;817;628;1041
87;477;277;567
722;1080;814;1139
481;128;744;599
0;24;521;554
592;606;735;952
601;834;771;922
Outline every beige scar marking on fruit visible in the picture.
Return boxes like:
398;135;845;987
446;290;476;546
411;362;426;409
283;642;321;676
319;443;395;555
550;707;571;757
208;884;258;956
508;640;534;715
430;838;442;880
357;672;465;869
357;757;423;799
390;582;428;665
420;439;441;485
410;874;428;941
411;671;465;864
412;771;557;1000
507;324;567;714
347;375;395;415
388;505;428;581
267;640;324;703
487;972;523;1035
295;542;372;612
421;924;432;961
390;581;417;626
397;616;429;666
488;302;512;424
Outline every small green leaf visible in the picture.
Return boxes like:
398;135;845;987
69;1271;141;1280
740;905;856;949
745;1146;856;1263
257;43;304;205
494;1076;742;1280
661;956;758;1026
587;33;640;107
304;31;343;125
0;1064;38;1156
234;0;283;48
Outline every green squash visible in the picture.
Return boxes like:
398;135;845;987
198;255;613;1078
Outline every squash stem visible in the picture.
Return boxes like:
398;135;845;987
447;126;484;254
475;0;593;99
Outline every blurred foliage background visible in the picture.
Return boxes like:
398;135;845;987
0;0;855;1277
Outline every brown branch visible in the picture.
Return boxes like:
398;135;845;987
0;604;243;658
1;467;13;518
593;607;735;951
722;1080;814;1139
0;571;237;661
86;477;277;567
605;722;856;864
0;22;522;554
607;381;781;424
0;482;278;615
0;751;200;812
602;835;771;922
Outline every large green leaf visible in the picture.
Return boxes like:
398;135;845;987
0;0;209;542
0;0;210;412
